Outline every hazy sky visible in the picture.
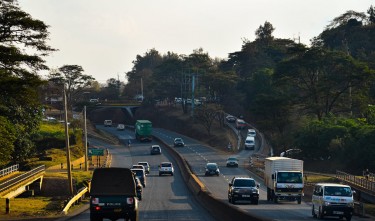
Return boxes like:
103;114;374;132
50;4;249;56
18;0;374;83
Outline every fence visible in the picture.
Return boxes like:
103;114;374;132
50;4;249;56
0;164;19;178
336;170;375;193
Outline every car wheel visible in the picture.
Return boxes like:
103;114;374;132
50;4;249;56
159;173;162;176
345;215;352;221
232;197;236;204
252;199;258;205
129;210;139;221
318;207;324;219
90;215;102;221
297;197;301;204
312;205;317;218
171;172;174;176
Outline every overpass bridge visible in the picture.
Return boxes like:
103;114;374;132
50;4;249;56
0;165;45;199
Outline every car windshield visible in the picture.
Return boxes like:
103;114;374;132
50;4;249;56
161;163;172;167
175;138;182;142
277;172;303;183
132;170;144;176
153;146;160;150
233;179;255;187
228;157;238;161
324;186;352;197
207;164;217;169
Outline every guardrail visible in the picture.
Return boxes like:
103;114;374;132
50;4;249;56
336;170;375;194
0;165;45;195
0;164;19;178
61;187;88;215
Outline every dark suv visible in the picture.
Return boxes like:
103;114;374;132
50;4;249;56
228;177;259;205
90;168;139;221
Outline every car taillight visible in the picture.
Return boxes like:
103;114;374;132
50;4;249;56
127;197;134;204
92;197;99;204
95;206;101;211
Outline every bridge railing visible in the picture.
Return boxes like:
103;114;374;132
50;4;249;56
336;170;375;194
0;164;19;178
0;165;45;195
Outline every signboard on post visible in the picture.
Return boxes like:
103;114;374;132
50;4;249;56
88;148;104;156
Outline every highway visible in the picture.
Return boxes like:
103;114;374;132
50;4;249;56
69;125;369;221
68;126;215;221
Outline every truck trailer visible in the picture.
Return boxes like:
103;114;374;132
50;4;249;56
264;157;304;204
135;120;152;142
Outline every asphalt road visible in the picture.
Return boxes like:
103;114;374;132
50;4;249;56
68;126;215;221
67;125;369;221
152;128;370;221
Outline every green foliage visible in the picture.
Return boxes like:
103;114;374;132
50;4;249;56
0;0;56;165
0;116;16;166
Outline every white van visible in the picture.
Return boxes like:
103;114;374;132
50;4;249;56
244;136;255;150
312;183;354;221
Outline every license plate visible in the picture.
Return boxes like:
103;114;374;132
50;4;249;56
210;172;215;174
114;208;122;212
242;195;250;197
333;211;344;215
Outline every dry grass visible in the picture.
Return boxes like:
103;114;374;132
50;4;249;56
0;197;63;218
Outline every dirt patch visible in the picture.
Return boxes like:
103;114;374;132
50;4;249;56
41;177;73;197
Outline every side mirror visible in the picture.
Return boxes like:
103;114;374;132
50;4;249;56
271;174;275;180
257;184;260;188
229;183;233;187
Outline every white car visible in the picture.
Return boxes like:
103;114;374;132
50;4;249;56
117;123;125;130
247;129;256;137
159;162;174;176
226;156;239;167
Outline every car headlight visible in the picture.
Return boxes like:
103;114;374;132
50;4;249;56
347;202;354;207
233;189;240;193
324;201;331;206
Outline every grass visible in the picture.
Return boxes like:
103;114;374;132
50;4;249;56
0;197;63;218
304;174;339;183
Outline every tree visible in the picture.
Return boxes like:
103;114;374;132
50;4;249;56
48;65;95;111
275;47;374;120
368;5;375;24
195;104;223;136
0;0;55;165
255;21;275;42
0;116;16;166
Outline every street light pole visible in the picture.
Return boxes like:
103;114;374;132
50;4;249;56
84;105;88;171
63;86;73;196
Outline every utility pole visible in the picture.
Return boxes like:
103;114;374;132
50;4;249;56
63;86;73;196
141;77;144;101
84;105;88;171
191;74;196;117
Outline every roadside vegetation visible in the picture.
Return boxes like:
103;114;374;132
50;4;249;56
1;0;375;218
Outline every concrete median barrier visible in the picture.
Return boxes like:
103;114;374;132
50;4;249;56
154;135;271;221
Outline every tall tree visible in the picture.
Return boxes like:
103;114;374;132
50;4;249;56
0;0;56;164
368;5;375;24
255;21;275;42
275;47;374;120
48;65;95;111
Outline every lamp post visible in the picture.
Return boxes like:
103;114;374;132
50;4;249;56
63;86;73;196
84;105;88;171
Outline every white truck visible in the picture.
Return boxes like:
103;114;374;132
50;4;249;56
264;157;304;204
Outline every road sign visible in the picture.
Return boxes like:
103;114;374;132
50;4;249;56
88;148;104;156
